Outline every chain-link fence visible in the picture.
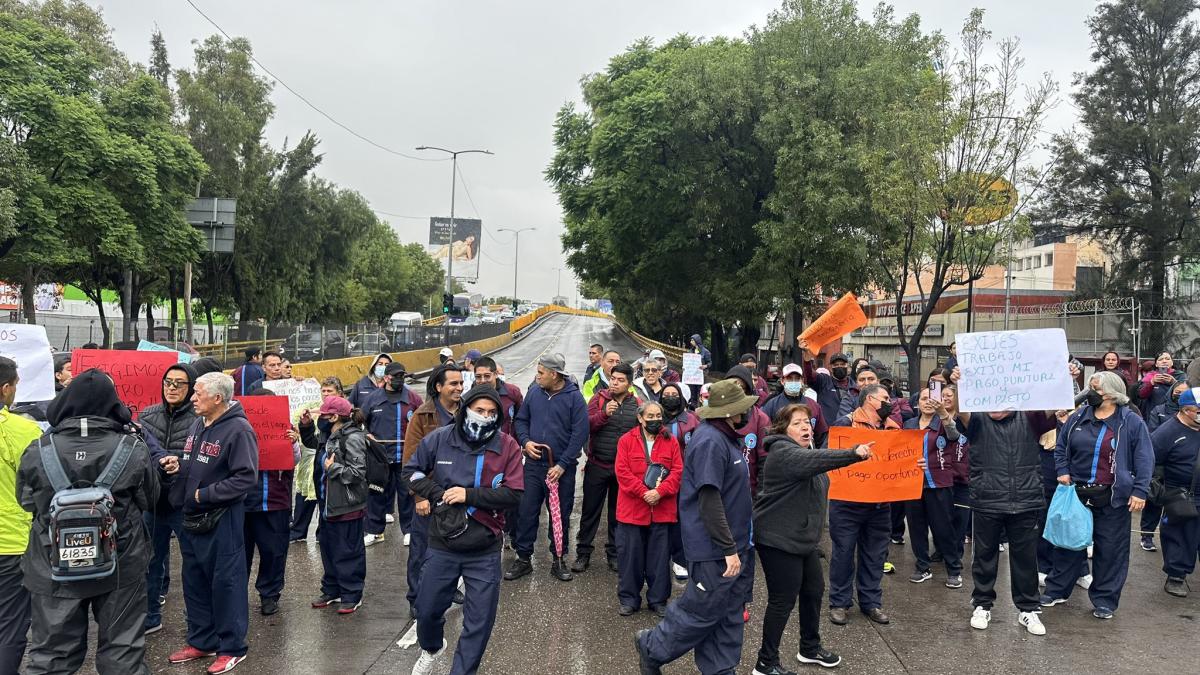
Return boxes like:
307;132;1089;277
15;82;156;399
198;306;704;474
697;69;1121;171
972;297;1139;359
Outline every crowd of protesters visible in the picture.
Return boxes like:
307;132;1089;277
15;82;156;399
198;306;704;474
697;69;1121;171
0;335;1196;675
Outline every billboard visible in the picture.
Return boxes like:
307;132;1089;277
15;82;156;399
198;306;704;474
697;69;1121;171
0;283;64;312
428;217;482;281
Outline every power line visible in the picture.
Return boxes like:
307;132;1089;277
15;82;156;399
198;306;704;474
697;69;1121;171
183;0;447;163
454;163;511;246
371;209;426;220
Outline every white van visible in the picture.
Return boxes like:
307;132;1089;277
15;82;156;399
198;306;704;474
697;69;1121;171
388;311;425;330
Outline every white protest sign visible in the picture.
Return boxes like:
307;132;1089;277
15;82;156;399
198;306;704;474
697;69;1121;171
262;377;323;424
682;353;704;386
957;328;1074;412
0;324;55;403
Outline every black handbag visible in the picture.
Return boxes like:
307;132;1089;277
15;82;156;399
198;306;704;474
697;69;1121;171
1149;456;1200;521
641;437;670;489
182;506;229;534
1073;483;1112;507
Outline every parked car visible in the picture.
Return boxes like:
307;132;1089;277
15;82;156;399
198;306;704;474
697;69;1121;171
348;331;392;355
280;329;347;362
481;313;500;324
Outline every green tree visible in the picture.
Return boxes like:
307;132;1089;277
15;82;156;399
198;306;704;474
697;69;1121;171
868;9;1054;389
1040;0;1200;355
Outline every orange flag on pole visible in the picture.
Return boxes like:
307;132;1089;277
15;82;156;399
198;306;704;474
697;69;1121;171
798;292;869;354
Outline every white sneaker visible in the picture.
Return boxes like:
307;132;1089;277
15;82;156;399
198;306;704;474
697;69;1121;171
998;542;1007;552
970;606;991;630
1087;544;1093;559
410;639;447;675
364;533;385;547
1038;572;1047;587
403;533;411;546
1076;574;1093;590
1018;611;1046;636
385;514;396;524
672;563;688;580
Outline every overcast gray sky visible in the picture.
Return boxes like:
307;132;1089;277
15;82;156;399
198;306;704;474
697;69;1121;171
90;0;1097;305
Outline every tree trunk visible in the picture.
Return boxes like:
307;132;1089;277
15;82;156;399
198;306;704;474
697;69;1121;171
168;270;178;342
708;319;728;372
737;324;761;361
905;336;923;397
145;301;155;341
1147;262;1169;356
93;293;111;348
205;304;216;344
20;268;37;324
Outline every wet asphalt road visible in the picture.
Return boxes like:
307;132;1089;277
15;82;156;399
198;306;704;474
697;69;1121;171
56;314;1200;673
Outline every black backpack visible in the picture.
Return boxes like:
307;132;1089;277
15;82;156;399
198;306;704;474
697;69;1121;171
360;433;391;494
39;435;135;582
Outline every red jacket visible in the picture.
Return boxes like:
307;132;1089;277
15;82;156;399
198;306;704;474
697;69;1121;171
615;426;683;525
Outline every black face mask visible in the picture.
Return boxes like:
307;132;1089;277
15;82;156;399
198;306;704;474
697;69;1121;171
877;401;894;420
388;379;405;392
317;418;332;435
733;414;752;430
1172;392;1183;404
1085;390;1103;408
644;420;664;436
661;396;683;413
832;367;848;380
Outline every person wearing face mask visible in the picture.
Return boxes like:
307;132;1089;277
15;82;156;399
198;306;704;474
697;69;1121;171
473;357;523;548
1152;387;1200;598
763;368;830;449
901;388;965;588
138;363;200;633
725;365;772;499
291;379;344;543
836;367;904;425
634;380;759;675
361;362;424;548
826;384;899;627
614;401;683;617
1043;371;1153;620
660;382;698;581
797;343;852;426
309;397;369;615
576;363;642;574
401;365;464;615
1138;351;1186;417
1139;380;1191;553
751;404;871;674
404;385;524;675
349;353;392;407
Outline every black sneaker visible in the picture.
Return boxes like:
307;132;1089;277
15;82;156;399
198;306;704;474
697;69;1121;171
260;597;279;616
571;554;590;573
504;557;533;581
311;594;340;609
634;629;662;675
890;536;904;545
753;663;798;675
619;605;637;616
1165;577;1190;598
797;647;842;668
1141;536;1157;552
551;556;574;581
452;588;465;604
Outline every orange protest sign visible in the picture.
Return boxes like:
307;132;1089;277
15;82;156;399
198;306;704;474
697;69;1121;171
798;293;868;353
826;427;924;503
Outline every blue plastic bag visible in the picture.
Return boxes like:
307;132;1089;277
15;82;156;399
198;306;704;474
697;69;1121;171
1042;484;1093;551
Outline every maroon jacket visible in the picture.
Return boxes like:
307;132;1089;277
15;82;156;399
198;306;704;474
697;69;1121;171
736;406;771;496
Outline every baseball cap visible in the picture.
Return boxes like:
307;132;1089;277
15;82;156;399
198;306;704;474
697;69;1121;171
466;349;482;361
1180;388;1200;407
439;347;454;358
782;363;804;378
318;396;352;417
538;353;571;377
648;349;666;361
384;362;407;376
830;353;851;365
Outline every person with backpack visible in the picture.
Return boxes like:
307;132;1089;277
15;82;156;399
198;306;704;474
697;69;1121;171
167;372;259;674
231;348;265;397
17;368;175;674
404;385;524;675
361;362;423;548
0;357;45;672
309;397;370;615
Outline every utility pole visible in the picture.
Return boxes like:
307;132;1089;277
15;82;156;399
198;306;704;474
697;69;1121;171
498;227;536;307
416;146;493;294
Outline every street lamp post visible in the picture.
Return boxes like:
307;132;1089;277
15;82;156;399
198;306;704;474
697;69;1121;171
415;146;493;293
497;227;536;307
554;267;563;298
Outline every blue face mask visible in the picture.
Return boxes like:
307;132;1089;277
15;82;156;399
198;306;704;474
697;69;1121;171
783;381;803;397
374;365;387;378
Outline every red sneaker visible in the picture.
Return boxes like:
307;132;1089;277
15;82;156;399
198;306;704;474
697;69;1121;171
337;600;363;615
207;654;246;674
743;607;750;623
168;645;215;663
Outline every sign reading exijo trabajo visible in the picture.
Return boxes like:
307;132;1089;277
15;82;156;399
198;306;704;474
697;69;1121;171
956;328;1074;412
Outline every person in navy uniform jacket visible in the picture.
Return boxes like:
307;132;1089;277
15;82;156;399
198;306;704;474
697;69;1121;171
1047;370;1153;620
361;362;423;545
902;388;965;588
167;372;259;673
1153;387;1200;598
403;385;524;675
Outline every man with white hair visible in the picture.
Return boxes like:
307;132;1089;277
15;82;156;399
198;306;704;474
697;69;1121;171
167;372;260;674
